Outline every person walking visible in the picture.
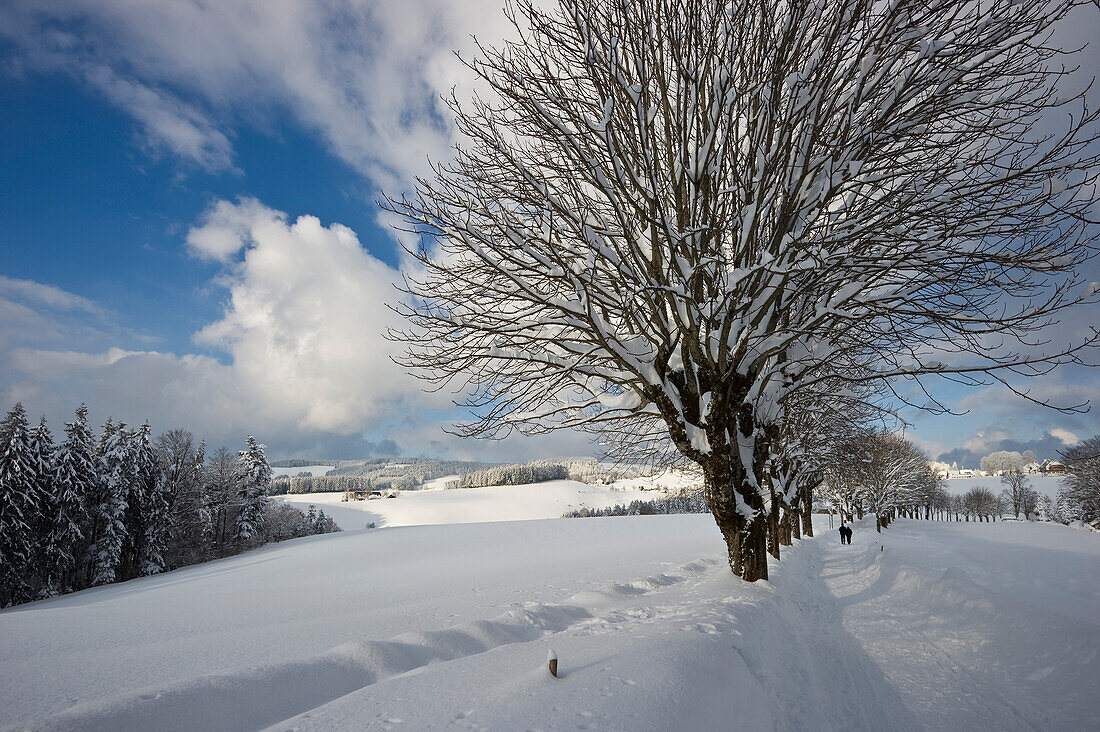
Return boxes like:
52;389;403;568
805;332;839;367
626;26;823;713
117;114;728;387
839;524;853;545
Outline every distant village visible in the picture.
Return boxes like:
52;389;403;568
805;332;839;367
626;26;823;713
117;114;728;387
930;458;1067;480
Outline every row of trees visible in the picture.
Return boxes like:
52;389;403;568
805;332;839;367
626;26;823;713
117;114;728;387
451;462;569;489
0;402;334;608
386;0;1100;580
563;490;709;517
980;451;1039;476
817;432;944;531
269;475;377;495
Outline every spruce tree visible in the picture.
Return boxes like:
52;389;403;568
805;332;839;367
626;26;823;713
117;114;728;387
234;436;271;547
136;422;168;576
91;421;131;586
45;405;95;595
0;404;38;606
26;416;57;597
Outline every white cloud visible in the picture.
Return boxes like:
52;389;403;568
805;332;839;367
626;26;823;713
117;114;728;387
1050;428;1080;446
186;198;285;261
1;201;462;455
190;198;437;433
0;0;513;186
962;429;1013;456
0;275;104;315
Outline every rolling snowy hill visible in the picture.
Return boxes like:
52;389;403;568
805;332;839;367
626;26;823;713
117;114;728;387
275;478;688;530
1;506;1097;730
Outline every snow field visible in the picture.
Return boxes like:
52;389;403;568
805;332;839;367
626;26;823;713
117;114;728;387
2;515;1098;730
277;479;677;530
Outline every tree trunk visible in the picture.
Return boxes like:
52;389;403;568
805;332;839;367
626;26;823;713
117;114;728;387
766;495;781;560
800;483;814;537
779;507;793;546
790;505;801;541
702;461;769;582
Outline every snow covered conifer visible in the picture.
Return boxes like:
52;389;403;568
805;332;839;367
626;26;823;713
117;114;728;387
1060;435;1100;524
0;403;38;605
90;421;132;586
44;404;95;595
135;422;169;576
234;436;271;547
25;416;57;596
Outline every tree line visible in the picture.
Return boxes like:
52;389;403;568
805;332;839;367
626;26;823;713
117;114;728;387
563;490;709;518
0;402;337;608
269;474;377;495
450;462;569;489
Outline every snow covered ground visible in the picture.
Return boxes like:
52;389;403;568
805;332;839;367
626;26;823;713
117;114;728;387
277;479;676;530
1;513;1097;730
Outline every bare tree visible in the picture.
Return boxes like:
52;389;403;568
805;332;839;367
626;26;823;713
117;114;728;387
156;430;209;568
387;0;1100;580
999;470;1038;518
847;432;929;531
963;486;1000;521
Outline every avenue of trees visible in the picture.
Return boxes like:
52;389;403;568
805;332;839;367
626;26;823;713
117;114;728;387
387;0;1100;580
0;402;336;608
817;431;947;531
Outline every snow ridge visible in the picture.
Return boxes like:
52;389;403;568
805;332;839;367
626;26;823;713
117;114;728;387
25;560;719;732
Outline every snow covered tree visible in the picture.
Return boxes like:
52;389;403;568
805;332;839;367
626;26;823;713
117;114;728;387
1059;435;1100;523
234;436;271;547
0;404;39;605
134;422;169;576
1036;494;1056;522
206;446;237;556
387;0;1100;580
25;416;57;596
981;451;1029;476
90;421;133;586
850;433;927;532
159;431;210;568
44;404;95;595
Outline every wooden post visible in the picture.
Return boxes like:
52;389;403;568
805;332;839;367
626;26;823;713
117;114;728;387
548;648;558;678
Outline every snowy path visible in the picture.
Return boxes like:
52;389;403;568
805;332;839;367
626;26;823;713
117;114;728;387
816;521;1100;731
2;517;1098;730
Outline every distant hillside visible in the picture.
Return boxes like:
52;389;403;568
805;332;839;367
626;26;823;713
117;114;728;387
326;457;500;490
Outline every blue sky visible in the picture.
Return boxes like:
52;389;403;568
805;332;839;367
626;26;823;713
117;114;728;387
1;1;1099;465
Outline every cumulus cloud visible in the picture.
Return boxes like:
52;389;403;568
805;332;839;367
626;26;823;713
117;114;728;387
1050;428;1081;446
186;198;285;261
1;200;482;457
189;197;439;433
